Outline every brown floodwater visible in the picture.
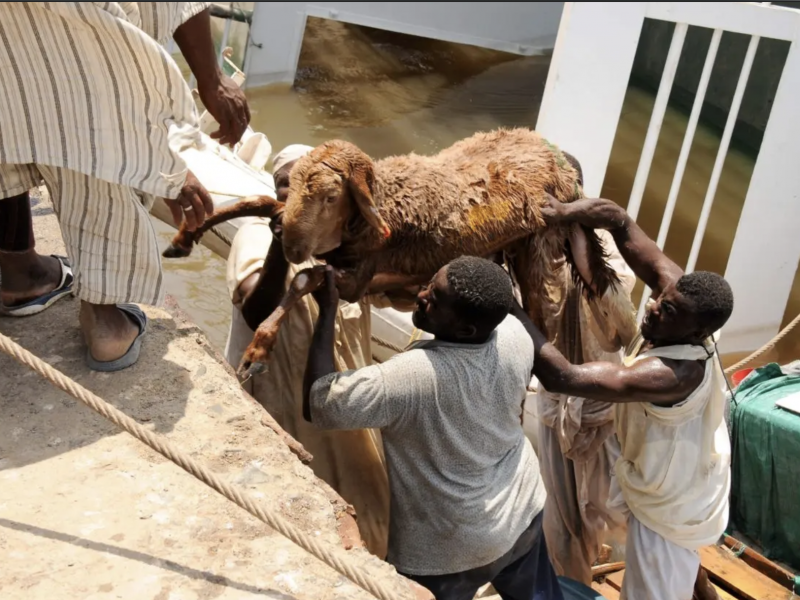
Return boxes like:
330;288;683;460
156;17;800;369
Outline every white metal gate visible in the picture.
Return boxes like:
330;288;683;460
537;2;800;354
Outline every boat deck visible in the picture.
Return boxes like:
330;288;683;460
592;545;795;600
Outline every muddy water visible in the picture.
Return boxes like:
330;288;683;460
157;17;800;367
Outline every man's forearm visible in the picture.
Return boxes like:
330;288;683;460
509;302;577;393
172;8;221;91
241;236;291;331
302;306;337;422
569;198;683;295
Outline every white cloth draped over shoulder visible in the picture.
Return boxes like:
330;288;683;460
611;335;731;551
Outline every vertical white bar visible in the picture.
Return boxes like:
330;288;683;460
536;2;649;197
627;22;688;221
722;18;800;354
685;33;760;274
637;28;723;319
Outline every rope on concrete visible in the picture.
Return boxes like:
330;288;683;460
723;312;800;375
0;331;410;600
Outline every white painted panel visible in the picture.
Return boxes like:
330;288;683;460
245;2;564;88
536;2;648;197
721;24;800;354
646;2;798;41
539;2;800;353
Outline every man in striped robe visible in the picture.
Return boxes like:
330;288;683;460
0;3;249;370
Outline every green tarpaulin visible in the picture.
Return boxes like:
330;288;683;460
730;362;800;571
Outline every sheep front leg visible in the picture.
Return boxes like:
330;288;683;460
238;265;330;380
163;195;284;258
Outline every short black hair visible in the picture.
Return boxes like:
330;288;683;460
562;151;584;187
676;271;734;335
446;256;514;333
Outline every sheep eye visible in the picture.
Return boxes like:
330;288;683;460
326;194;338;204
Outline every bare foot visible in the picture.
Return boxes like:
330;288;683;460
694;566;719;600
79;302;140;362
0;250;62;306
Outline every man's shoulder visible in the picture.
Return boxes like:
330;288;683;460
496;315;535;355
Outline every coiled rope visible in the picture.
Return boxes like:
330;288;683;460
0;330;411;600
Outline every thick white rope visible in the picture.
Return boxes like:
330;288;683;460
0;330;412;600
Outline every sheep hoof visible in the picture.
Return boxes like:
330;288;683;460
162;243;192;259
237;360;267;382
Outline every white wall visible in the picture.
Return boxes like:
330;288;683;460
244;2;564;88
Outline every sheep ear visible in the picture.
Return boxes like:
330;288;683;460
348;162;391;240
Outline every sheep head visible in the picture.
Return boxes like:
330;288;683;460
281;140;391;264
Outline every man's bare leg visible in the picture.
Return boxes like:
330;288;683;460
0;193;62;306
1;193;140;363
0;250;62;306
79;302;141;363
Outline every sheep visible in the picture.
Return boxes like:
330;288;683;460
164;128;636;378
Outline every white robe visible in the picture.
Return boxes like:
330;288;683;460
612;334;731;600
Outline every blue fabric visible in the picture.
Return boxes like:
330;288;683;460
557;577;608;600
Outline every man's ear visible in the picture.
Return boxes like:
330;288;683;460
458;323;478;339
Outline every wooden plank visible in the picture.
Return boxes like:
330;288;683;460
599;564;748;600
700;546;794;600
606;569;625;591
592;581;621;599
713;584;739;600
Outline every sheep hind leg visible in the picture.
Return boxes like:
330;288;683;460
163;195;284;258
563;224;621;299
505;237;558;341
238;265;329;380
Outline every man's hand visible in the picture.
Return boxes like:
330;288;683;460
233;270;262;310
173;9;251;146
164;170;214;231
310;265;340;312
269;208;284;239
197;75;251;147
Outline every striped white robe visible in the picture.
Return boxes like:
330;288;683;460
0;2;208;305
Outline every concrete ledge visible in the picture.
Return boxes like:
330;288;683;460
0;195;414;600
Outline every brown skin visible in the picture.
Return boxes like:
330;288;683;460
411;267;489;344
694;566;721;600
163;170;215;233
235;160;298;326
173;8;250;147
517;196;711;408
163;7;251;235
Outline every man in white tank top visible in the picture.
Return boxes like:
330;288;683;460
513;196;734;600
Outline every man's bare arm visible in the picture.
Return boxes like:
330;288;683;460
510;302;702;406
240;234;291;331
546;196;684;296
173;8;250;145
